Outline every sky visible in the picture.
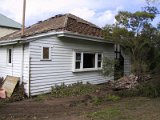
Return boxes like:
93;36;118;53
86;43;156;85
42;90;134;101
0;0;159;28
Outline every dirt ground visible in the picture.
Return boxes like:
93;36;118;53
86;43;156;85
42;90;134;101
0;95;100;120
1;96;160;120
1;74;160;120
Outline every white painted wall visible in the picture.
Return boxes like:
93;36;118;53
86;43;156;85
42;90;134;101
0;44;29;96
29;37;115;95
0;27;18;38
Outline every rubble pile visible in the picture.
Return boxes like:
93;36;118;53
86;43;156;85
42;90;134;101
113;74;138;90
108;74;151;90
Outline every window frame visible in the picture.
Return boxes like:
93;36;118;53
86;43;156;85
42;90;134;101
41;46;52;61
73;51;103;72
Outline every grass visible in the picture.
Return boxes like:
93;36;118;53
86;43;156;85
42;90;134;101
87;97;160;120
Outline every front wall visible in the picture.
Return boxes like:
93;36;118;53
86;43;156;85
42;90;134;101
29;37;115;95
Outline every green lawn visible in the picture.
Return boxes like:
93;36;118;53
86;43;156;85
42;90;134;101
87;97;160;120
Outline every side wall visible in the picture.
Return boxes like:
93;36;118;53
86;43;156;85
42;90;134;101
0;27;18;38
0;44;29;96
29;37;115;96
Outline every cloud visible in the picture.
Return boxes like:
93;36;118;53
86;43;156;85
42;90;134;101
0;0;148;28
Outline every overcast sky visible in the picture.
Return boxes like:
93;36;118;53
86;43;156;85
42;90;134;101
0;0;159;27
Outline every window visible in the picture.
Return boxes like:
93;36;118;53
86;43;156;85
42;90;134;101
98;54;102;68
42;47;51;60
75;53;81;69
115;44;120;59
74;52;102;72
83;53;95;68
8;48;12;64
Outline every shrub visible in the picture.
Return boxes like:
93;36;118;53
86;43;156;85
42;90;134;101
51;82;99;97
116;80;160;98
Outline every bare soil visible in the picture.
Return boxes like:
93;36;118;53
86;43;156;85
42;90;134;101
1;94;160;120
0;95;100;120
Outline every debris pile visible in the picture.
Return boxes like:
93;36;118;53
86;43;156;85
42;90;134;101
108;74;151;90
113;74;138;90
109;74;139;90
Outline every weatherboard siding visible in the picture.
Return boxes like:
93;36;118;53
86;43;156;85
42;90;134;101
0;45;22;78
0;27;18;38
29;37;115;96
0;44;29;95
22;44;30;96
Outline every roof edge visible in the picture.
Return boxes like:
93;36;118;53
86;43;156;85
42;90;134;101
0;31;113;46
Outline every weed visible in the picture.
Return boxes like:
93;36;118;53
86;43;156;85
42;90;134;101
51;82;99;97
106;94;120;101
116;82;160;98
34;95;45;101
92;96;103;105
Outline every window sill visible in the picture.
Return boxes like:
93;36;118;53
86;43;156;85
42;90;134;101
40;59;52;61
72;68;102;73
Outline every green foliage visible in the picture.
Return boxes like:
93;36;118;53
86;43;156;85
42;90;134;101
116;77;160;98
102;57;117;77
103;3;160;75
115;9;156;35
106;94;120;101
51;82;99;97
91;94;120;105
34;95;46;101
92;96;103;105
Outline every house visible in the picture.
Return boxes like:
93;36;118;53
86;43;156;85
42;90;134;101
0;13;131;96
0;13;21;38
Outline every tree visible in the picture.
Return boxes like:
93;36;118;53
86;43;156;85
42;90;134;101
103;6;159;76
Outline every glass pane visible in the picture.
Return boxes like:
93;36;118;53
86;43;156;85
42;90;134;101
76;62;80;69
98;54;102;60
43;47;49;59
98;61;101;68
76;53;81;60
83;53;95;68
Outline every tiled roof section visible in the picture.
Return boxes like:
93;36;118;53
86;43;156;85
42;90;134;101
0;13;103;41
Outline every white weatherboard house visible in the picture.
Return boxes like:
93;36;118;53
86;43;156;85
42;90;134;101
0;14;131;96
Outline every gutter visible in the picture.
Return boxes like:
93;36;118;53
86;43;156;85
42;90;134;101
57;31;113;44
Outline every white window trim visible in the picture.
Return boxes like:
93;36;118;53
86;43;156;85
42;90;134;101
41;46;52;61
72;51;103;72
7;48;13;66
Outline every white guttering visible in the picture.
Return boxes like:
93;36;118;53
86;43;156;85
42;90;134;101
0;31;113;46
57;31;113;44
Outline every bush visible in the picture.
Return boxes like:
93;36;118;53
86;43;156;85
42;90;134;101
116;80;160;98
51;82;99;97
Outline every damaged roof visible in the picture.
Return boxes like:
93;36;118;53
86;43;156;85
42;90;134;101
0;13;104;41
